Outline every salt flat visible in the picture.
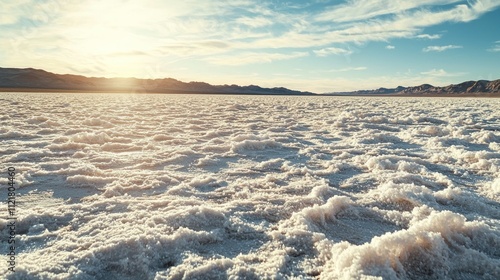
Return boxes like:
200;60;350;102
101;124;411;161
1;92;499;279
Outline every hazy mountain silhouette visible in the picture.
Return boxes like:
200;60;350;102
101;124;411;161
331;80;500;95
0;67;314;95
1;67;499;95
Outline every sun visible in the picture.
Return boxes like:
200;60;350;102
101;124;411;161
61;1;164;78
68;1;155;57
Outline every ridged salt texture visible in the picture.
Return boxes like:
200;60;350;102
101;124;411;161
0;93;499;279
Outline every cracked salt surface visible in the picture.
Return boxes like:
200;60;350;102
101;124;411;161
1;92;499;279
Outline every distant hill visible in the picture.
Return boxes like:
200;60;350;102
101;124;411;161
331;79;500;96
2;67;499;96
0;67;314;95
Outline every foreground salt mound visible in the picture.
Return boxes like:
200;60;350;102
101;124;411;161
324;210;500;279
0;93;499;279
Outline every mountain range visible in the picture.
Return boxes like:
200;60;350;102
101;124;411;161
0;67;313;95
0;67;499;96
332;80;500;96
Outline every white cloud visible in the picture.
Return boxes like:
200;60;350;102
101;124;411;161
248;0;500;50
415;34;442;39
330;66;367;72
0;0;42;25
423;45;463;52
0;13;20;25
386;45;395;50
236;17;273;28
204;52;309;65
331;0;499;43
0;0;265;75
488;46;500;52
4;0;498;60
421;68;465;77
316;0;462;22
314;47;353;56
488;41;500;52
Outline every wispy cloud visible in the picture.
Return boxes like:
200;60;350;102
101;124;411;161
0;12;20;26
236;17;273;28
487;40;500;52
330;66;367;72
204;52;309;65
248;0;500;49
314;47;352;56
3;0;498;66
415;34;442;39
386;45;395;50
0;0;50;26
327;0;498;43
316;0;462;23
421;68;466;77
423;45;463;52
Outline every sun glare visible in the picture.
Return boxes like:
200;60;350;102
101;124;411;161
60;1;164;79
70;1;153;57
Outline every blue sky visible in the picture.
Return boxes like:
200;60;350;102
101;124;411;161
1;0;499;93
